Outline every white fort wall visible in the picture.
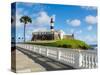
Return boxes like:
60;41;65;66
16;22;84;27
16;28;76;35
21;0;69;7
16;44;98;69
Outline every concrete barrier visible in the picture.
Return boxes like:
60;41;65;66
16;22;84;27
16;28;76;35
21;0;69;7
16;44;98;69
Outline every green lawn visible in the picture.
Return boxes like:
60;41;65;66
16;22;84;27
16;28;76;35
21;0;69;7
26;39;91;50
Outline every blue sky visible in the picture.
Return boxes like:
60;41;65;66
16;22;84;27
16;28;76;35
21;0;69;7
11;2;97;45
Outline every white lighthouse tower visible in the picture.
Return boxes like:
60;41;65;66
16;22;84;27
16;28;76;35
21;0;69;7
50;16;55;32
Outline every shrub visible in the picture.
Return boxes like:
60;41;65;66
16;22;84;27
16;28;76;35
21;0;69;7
62;44;71;48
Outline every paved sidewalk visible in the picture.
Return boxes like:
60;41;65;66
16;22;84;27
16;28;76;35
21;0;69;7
16;49;46;73
17;47;74;71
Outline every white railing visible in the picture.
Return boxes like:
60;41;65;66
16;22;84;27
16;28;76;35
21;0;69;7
16;44;98;69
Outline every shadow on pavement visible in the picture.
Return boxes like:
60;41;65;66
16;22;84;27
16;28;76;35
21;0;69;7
17;47;74;71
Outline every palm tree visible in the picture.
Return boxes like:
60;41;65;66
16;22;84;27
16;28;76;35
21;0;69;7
20;16;32;42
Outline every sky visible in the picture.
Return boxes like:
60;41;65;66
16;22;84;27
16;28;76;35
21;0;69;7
11;2;97;45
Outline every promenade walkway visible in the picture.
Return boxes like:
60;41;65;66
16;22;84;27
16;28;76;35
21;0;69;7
16;47;74;72
15;49;46;73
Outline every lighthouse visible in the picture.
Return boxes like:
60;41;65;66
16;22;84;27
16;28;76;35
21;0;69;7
50;17;54;32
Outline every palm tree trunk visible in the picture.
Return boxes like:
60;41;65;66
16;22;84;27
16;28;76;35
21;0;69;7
24;24;26;42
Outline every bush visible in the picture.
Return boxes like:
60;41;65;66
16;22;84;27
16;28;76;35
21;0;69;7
62;44;71;48
58;45;62;47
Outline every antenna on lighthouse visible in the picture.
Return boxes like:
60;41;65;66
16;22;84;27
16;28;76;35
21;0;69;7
50;15;55;32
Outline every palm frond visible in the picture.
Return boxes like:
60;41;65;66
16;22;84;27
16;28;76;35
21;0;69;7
20;16;32;24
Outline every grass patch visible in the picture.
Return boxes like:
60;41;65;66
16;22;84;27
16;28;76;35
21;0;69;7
25;39;91;50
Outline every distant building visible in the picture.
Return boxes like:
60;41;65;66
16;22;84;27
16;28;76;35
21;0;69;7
63;34;74;39
31;16;74;41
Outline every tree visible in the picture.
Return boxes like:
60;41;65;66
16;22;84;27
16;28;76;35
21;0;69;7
20;16;32;42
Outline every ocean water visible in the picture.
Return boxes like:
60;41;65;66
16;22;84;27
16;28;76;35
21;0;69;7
89;44;97;50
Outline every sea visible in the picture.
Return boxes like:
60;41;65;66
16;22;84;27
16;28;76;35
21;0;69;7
89;44;97;50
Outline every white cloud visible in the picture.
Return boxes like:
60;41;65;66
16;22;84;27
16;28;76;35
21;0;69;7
75;30;82;34
84;35;97;44
66;19;81;26
59;30;66;35
81;6;97;10
33;27;48;32
33;11;55;26
76;35;97;44
15;10;55;27
85;15;97;25
87;26;93;31
33;11;50;26
70;29;74;33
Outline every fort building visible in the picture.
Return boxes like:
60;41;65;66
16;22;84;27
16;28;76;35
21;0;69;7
31;17;74;41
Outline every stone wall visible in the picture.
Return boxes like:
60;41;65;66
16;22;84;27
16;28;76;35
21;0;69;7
31;31;74;41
